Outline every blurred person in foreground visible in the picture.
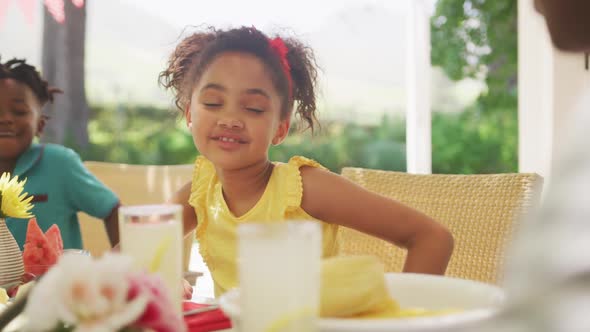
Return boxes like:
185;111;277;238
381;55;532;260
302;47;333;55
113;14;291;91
465;1;590;331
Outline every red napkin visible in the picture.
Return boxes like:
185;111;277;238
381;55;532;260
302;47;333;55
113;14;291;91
183;301;232;332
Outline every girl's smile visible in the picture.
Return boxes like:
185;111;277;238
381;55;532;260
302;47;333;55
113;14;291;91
210;131;249;151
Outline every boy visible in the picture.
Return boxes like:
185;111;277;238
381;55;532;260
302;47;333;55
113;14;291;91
0;58;119;249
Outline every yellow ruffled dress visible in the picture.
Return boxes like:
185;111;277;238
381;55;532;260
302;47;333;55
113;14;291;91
188;156;340;296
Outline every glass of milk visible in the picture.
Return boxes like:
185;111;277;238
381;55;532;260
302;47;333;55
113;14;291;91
119;204;183;313
237;221;322;332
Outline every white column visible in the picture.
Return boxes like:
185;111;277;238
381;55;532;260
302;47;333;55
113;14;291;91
518;0;554;179
518;0;590;186
551;51;590;176
405;0;432;174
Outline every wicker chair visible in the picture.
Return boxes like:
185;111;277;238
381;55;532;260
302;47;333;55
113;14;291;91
78;162;196;272
338;167;543;284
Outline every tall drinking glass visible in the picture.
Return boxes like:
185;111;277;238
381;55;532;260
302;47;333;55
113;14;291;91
237;221;321;332
119;204;183;313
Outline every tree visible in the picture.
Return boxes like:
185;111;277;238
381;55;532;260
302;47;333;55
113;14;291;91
431;0;517;101
42;0;90;148
430;0;518;173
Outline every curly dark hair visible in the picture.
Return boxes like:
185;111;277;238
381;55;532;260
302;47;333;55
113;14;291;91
159;26;320;132
0;57;61;108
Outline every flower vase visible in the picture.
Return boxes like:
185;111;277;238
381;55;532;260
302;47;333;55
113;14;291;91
0;218;24;287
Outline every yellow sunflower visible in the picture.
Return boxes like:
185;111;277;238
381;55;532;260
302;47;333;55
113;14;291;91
0;172;34;219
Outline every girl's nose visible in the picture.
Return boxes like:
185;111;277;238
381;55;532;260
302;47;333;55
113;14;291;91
217;117;244;129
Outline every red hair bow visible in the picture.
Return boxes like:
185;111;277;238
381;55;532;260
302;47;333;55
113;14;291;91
269;37;292;98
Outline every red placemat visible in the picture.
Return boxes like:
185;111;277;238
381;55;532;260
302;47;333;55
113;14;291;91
183;301;232;332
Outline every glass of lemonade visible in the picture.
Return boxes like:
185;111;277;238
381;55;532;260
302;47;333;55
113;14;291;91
237;221;321;332
119;204;183;313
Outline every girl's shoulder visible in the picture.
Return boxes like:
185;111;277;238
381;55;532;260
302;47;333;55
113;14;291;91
274;156;327;186
273;156;328;210
188;156;216;207
285;156;326;170
193;155;215;175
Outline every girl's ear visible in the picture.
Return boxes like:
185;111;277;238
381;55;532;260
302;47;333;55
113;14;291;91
272;118;291;145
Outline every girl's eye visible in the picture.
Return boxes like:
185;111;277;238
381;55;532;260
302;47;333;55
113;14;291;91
203;103;222;108
246;108;264;114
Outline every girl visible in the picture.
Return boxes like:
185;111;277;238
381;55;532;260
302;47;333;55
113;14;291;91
161;27;454;296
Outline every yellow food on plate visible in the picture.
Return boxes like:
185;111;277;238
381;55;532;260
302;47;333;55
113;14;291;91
15;281;35;301
354;305;462;319
320;255;462;319
320;255;398;317
349;298;402;318
0;287;8;305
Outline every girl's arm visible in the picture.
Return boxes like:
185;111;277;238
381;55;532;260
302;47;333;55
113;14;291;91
170;181;198;236
300;167;454;275
171;181;197;300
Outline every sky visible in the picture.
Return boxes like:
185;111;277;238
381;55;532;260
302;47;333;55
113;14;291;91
0;0;475;121
119;0;414;33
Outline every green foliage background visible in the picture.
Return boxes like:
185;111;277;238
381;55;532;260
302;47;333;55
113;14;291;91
430;0;518;173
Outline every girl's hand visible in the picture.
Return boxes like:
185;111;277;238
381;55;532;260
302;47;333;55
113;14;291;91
170;181;199;236
182;278;194;300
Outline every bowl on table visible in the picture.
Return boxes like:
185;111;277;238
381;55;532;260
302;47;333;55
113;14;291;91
219;272;505;332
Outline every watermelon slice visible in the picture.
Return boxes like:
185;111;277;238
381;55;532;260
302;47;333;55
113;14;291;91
22;218;59;276
45;224;64;255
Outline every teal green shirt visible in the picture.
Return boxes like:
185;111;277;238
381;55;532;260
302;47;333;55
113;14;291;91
5;143;119;250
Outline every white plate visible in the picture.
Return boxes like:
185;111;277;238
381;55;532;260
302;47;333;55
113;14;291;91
219;272;505;332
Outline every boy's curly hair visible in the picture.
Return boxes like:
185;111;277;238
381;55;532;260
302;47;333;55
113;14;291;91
0;57;61;107
159;26;320;132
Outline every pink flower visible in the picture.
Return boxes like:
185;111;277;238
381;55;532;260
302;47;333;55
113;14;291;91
23;253;149;332
127;272;187;332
